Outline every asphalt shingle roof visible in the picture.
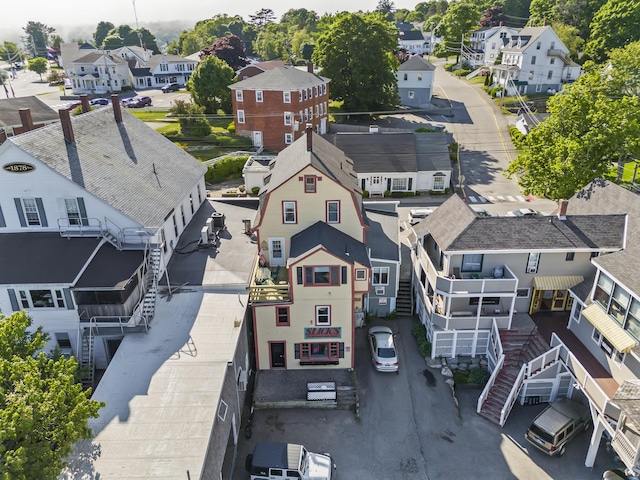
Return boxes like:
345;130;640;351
72;52;128;64
0;97;58;128
9;107;206;228
290;221;370;267
399;55;435;72
325;133;417;173
229;66;329;91
364;207;399;262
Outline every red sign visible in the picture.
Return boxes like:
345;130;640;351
304;327;342;339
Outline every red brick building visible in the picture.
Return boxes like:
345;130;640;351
229;64;330;151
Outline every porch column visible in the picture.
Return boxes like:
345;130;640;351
585;416;606;468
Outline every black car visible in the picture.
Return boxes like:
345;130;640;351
125;96;152;108
90;98;109;107
161;83;181;93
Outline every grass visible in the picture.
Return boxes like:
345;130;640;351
605;161;640;184
127;110;174;122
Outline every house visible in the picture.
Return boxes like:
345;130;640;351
490;26;582;95
110;45;154;68
67;52;132;94
325;130;452;196
398;29;429;55
468;25;520;67
59;42;97;72
242;154;276;193
237;60;287;80
248;127;401;370
229;64;330;151
0;97;58;138
515;111;549;135
140;53;198;88
0;96;207;376
397;55;436;108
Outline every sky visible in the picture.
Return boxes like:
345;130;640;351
3;0;421;44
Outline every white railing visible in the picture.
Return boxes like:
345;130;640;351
477;354;504;414
524;345;562;378
499;364;526;426
58;217;104;237
89;314;149;334
612;431;638;469
487;319;503;371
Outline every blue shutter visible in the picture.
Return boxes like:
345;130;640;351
35;198;48;227
408;177;413;191
14;198;26;227
77;198;89;226
297;267;303;284
0;205;5;227
341;266;347;284
8;289;19;311
386;178;392;191
63;288;75;310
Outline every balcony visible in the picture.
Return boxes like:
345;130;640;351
248;258;291;303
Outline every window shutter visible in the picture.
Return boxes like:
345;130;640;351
297;267;303;284
14;198;26;227
331;266;339;285
8;289;19;311
294;344;300;359
63;288;75;310
77;198;89;226
305;267;313;285
339;343;344;358
386;178;391;191
0;205;5;228
35;198;48;227
341;266;347;284
361;179;366;190
408;178;413;190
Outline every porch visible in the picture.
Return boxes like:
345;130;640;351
248;257;291;303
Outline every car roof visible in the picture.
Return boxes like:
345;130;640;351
410;208;434;215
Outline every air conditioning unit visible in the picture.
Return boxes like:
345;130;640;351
200;226;209;244
526;267;538;274
205;217;213;234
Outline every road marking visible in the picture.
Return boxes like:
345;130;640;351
487;196;496;202
468;195;477;203
497;196;506;202
517;195;527;202
507;195;516;202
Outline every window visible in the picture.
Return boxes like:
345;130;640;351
418;73;423;81
594;273;613;309
529;71;534;80
299;91;303;101
305;175;316;193
391;178;407;191
461;254;483;272
531;56;536;65
536;41;541;50
235;90;243;102
298;342;340;362
304;108;308;121
550;58;555;65
256;90;263;102
547;70;553;80
326;201;340;223
18;289;67;309
356;269;367;281
303;89;307;100
315;105;319;117
237;110;245;124
305;266;340;286
526;252;540;273
535;84;543;93
375;286;385;295
283;91;291;103
609;285;630;325
550;41;555;49
322;84;326;95
433;174;445;191
517;288;530;298
189;194;194;214
408;91;415;99
276;306;290;326
197;184;202;203
283;201;297;223
316;306;331;325
372;267;389;285
285;133;293;144
284;112;292;126
403;73;408;80
371;176;381;185
160;63;168;71
64;198;81;226
180;205;186;227
626;299;640;341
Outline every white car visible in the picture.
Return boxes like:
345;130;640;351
507;208;539;217
368;326;399;373
471;206;499;217
409;208;435;225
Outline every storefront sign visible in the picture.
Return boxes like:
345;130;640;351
3;162;35;173
304;327;342;339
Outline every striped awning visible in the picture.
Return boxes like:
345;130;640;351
582;304;636;353
532;275;584;291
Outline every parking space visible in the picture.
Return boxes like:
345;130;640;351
233;316;620;479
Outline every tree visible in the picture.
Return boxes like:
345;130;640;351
0;42;23;64
502;0;532;24
23;21;54;58
200;35;248;70
529;0;558;24
434;0;482;61
0;311;103;480
479;6;508;28
249;8;277;29
376;0;396;20
280;9;319;32
175;15;255;56
313;12;399;112
253;23;288;61
187;55;234;114
505;46;640;200
169;100;212;136
94;21;115;48
585;0;640;63
27;57;48;81
551;22;584;60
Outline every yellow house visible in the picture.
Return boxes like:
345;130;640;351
250;127;370;370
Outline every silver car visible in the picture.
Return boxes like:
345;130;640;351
368;326;399;373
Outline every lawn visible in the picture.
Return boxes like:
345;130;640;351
605;161;640;184
127;110;174;122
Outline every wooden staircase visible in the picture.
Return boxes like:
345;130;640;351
396;280;413;316
478;328;549;425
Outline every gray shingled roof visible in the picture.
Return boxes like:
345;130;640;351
290;221;370;267
364;207;399;262
0;97;58;128
144;54;196;70
72;52;128;64
400;30;426;41
613;380;640;427
9;107;206;228
0;233;100;284
414;194;625;252
325;133;418;173
567;179;640;294
415;133;452;172
229;66;329;91
569;276;595;303
502;26;550;53
399;55;435;72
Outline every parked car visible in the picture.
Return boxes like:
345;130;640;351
161;82;181;93
124;96;152;108
524;398;590;456
246;442;335;480
90;98;109;107
66;101;82;110
409;208;436;225
471;206;499;217
602;470;633;480
507;208;539;217
368;326;399;373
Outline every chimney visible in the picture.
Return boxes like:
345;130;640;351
558;199;568;220
59;108;75;143
306;123;313;151
19;108;34;131
0;130;6;145
80;94;91;113
112;94;123;122
306;62;313;74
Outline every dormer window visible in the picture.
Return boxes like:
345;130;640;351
305;175;316;193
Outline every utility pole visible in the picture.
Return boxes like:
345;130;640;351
133;0;144;49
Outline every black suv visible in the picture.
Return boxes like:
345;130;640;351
161;83;181;93
125;96;152;108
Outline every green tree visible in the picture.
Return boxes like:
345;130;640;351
529;0;558;24
0;311;103;480
253;23;288;61
94;21;115;48
280;9;319;32
187;55;234;114
49;35;63;48
313;12;399;112
585;0;640;63
0;42;23;63
169;100;212;136
249;8;277;29
505;48;640;200
434;0;482;62
27;57;48;81
23;21;54;57
551;22;584;60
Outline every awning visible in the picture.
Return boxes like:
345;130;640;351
582;303;636;353
532;275;584;291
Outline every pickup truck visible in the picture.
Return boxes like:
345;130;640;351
246;442;335;480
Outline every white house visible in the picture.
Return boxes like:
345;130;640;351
398;29;429;55
67;52;132;94
397;55;435;108
137;54;198;89
110;45;154;68
490;26;582;95
468;25;520;67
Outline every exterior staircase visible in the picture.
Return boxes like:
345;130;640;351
478;328;549;425
396;280;413;316
79;328;95;390
141;248;161;320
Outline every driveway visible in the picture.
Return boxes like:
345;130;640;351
233;316;620;479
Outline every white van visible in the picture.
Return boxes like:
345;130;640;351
409;208;435;225
246;442;335;480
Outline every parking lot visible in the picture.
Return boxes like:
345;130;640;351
234;316;621;480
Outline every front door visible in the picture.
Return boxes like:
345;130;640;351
270;342;285;368
253;131;263;148
268;238;285;266
529;289;543;314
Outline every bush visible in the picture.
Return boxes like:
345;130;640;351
411;323;432;357
227;121;235;134
509;125;524;147
251;186;260;195
362;190;369;198
205;154;250;183
468;368;490;385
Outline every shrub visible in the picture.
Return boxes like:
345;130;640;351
205;154;250;183
509;125;524;147
362;190;369;198
411;323;432;357
251;186;260;195
468;368;490;386
227;121;235;134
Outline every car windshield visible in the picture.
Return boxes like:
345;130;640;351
530;424;554;443
377;347;396;358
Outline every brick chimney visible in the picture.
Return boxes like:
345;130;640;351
59;108;75;143
112;94;123;122
80;94;91;113
306;62;313;74
306;123;313;151
558;199;568;220
0;130;6;145
19;109;34;131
